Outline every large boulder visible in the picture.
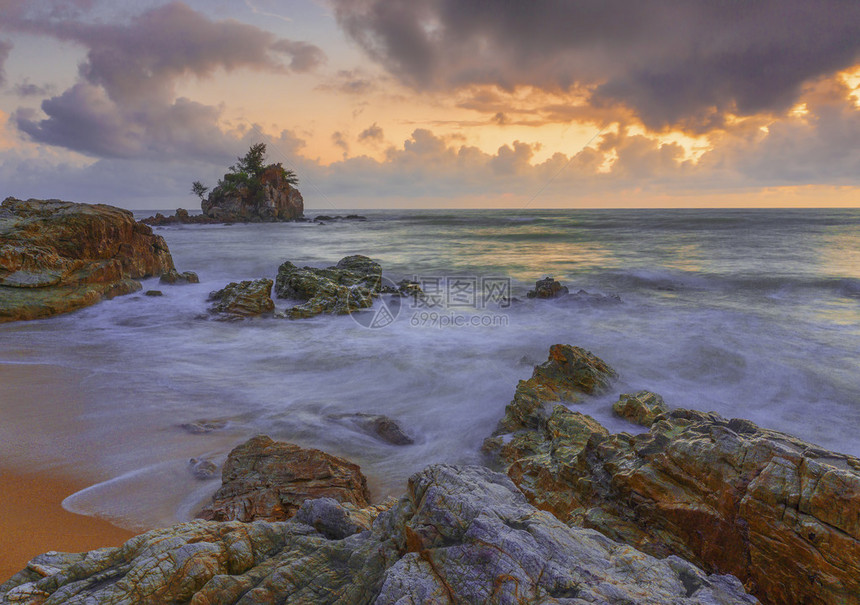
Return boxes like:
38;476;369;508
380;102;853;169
198;435;371;522
0;465;756;604
274;255;385;319
487;346;860;605
0;197;175;322
202;165;303;222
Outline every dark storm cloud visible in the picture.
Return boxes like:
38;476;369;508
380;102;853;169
0;39;11;86
332;0;860;130
9;2;325;158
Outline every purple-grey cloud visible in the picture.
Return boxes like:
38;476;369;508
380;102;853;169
331;0;860;131
12;79;54;97
0;39;11;86
9;2;325;158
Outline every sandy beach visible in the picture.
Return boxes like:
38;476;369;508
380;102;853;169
0;469;136;582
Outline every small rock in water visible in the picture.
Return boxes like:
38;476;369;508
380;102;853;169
160;269;199;285
180;419;228;434
330;413;414;445
526;276;569;299
189;458;218;480
144;290;163;297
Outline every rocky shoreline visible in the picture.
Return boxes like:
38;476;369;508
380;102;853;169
1;342;858;603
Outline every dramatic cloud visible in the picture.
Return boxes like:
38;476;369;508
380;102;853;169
10;2;325;158
332;0;860;131
0;39;11;86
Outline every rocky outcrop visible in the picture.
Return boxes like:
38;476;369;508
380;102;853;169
486;345;860;605
274;255;386;319
207;279;275;319
198;435;371;522
202;165;303;222
140;208;218;226
0;465;756;604
526;276;569;299
0;197;175;322
612;390;669;425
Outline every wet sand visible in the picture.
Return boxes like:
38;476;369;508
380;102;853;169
0;469;136;583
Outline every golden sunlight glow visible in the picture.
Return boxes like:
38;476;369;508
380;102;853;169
788;102;809;118
839;66;860;108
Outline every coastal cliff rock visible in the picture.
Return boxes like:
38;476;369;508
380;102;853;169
207;279;275;319
0;465;756;604
202;165;303;222
274;255;384;319
198;435;371;522
486;345;860;605
0;197;175;322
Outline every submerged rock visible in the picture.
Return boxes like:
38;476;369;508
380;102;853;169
487;345;860;605
526;276;569;299
612;390;669;425
274;255;385;319
198;435;371;522
143;290;163;297
207;278;274;319
180;419;228;434
202;165;303;222
189;458;218;480
0;465;756;604
0;197;175;322
328;413;414;445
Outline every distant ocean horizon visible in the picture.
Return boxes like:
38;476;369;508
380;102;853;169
2;207;858;532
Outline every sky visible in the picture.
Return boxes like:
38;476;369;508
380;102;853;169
0;0;858;210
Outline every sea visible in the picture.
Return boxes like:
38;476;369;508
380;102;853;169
1;208;859;531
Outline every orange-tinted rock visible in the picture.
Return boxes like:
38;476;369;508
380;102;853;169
198;435;371;522
494;344;616;433
0;197;175;322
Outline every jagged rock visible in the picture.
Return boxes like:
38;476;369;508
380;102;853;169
274;255;384;319
198;435;371;522
494;344;617;433
613;390;669;425
329;413;414;445
487;346;860;605
207;279;274;319
0;197;175;322
159;269;199;284
526;276;569;299
202;165;303;222
0;465;756;604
